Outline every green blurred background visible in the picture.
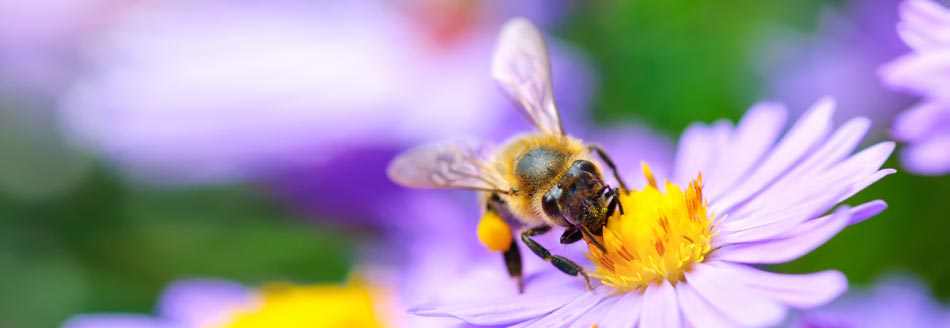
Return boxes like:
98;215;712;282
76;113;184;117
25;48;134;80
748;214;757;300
1;1;948;327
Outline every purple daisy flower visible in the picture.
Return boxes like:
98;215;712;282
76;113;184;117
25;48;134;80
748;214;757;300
411;98;894;327
63;279;259;328
880;0;950;175
792;276;950;327
61;278;391;327
59;0;592;184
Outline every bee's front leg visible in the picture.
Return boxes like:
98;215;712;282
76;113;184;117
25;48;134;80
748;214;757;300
520;225;593;291
559;227;583;244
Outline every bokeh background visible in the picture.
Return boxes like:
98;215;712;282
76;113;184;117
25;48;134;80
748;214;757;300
0;0;947;326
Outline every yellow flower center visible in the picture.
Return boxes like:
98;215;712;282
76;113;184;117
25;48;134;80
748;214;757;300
588;163;716;292
221;282;384;328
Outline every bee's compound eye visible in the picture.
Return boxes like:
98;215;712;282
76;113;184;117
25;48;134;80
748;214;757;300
577;160;598;175
542;188;562;220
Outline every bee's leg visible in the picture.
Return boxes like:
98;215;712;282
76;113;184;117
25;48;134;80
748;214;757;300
521;225;593;290
588;144;629;192
604;187;624;217
559;227;583;244
502;239;524;293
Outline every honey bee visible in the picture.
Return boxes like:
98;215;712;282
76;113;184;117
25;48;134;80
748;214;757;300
387;18;627;292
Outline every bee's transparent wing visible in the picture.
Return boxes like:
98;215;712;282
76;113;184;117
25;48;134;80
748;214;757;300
387;139;511;193
492;17;563;136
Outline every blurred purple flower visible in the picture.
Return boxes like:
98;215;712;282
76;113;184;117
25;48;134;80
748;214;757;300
57;0;597;227
60;0;591;184
759;0;911;132
0;0;135;200
880;0;950;175
0;0;133;94
792;276;950;327
411;98;893;327
63;279;256;328
63;278;395;327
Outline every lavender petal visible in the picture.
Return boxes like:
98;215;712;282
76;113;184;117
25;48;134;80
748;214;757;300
684;263;786;327
880;51;950;96
521;287;610;328
713;206;853;264
61;315;177;328
672;123;716;186
409;270;586;326
716;262;846;309
598;290;644;328
569;294;620;328
902;134;950;175
892;101;949;142
703;102;788;200
897;0;950;52
639;280;681;328
723;116;870;220
157;279;252;327
712;97;835;215
676;283;740;328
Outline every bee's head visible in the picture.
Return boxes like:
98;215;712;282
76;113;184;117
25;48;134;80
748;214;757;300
542;160;612;235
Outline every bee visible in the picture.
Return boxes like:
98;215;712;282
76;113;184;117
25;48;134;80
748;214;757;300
387;18;627;292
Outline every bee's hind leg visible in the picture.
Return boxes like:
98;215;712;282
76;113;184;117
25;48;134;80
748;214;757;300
521;225;593;290
502;238;524;293
588;144;629;193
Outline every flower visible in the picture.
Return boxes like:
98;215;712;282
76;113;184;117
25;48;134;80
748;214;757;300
880;0;950;175
62;279;390;328
411;98;894;327
56;0;596;228
791;276;950;327
0;0;132;200
60;0;593;184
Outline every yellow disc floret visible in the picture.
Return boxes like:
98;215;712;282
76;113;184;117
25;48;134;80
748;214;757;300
588;163;716;292
222;283;383;328
478;209;513;252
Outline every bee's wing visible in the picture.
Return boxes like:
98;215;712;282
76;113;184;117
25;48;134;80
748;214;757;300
387;139;511;193
492;17;564;136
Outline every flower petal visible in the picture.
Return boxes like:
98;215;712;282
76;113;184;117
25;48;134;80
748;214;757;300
716;185;845;244
599;290;644;328
521;287;610;328
676;283;739;328
61;315;176;328
739;138;892;218
569;294;620;328
157;279;253;327
721;117;869;220
684;263;786;327
639;280;681;328
718;141;893;243
713;206;853;264
896;0;950;52
901;134;950;175
718;262;846;309
704;102;787;200
712;97;835;215
892;101;950;143
781;117;870;181
672;123;716;186
410;269;587;326
848;200;888;225
880;50;950;96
